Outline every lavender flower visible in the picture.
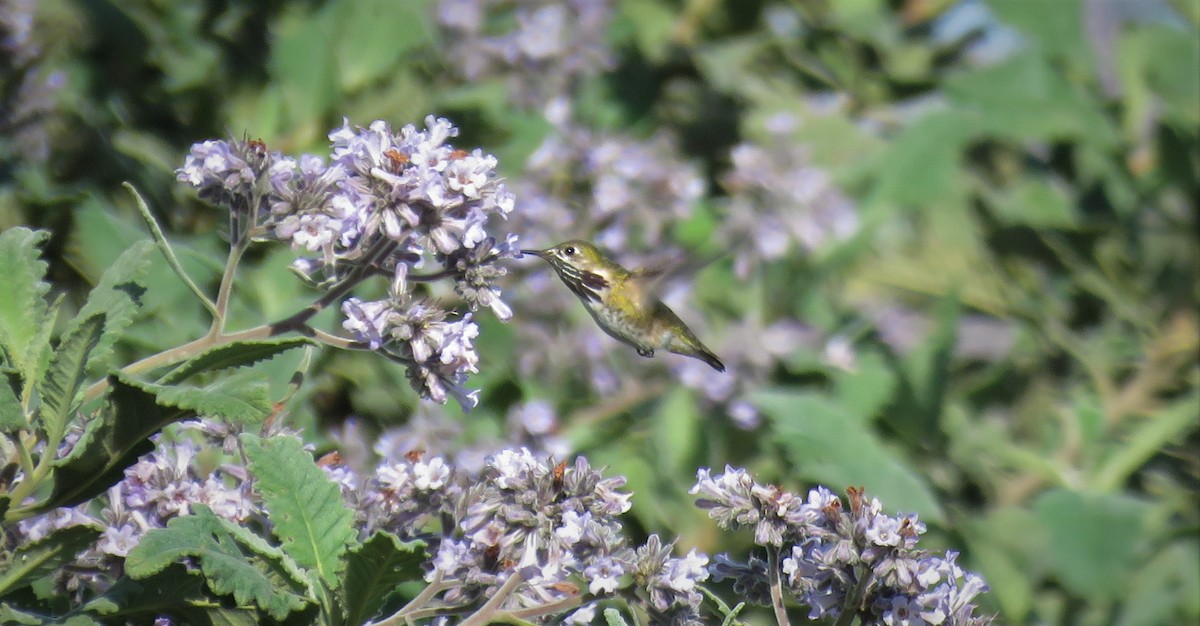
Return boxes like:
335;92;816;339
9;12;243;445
691;466;994;625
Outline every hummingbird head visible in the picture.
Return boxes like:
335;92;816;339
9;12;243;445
521;240;615;303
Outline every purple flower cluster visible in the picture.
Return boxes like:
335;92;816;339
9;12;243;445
177;117;518;409
436;0;615;107
720;113;859;279
321;447;710;624
692;466;993;625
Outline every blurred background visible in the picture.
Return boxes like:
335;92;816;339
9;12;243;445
2;0;1197;623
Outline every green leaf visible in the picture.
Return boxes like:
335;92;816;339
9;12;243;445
341;533;427;626
42;373;185;510
0;227;51;383
1116;540;1200;626
756;389;943;522
38;313;106;444
617;0;677;61
0;604;45;625
272;6;338;126
990;179;1077;229
332;0;433;91
654;387;701;476
1032;489;1151;600
125;505;312;621
0;371;24;432
65;240;153;374
986;0;1091;70
85;566;263;625
158;337;316;385
944;51;1115;145
0;525;101;595
242;434;357;586
869;110;973;208
604;607;633;626
832;350;896;422
26;294;64;401
66;201;218;350
123;372;273;424
894;293;960;438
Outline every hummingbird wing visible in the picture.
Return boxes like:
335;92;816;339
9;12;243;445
629;249;727;295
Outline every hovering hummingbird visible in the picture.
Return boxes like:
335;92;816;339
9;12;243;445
522;240;725;372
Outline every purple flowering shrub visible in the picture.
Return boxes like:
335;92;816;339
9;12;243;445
5;416;993;625
0;110;995;623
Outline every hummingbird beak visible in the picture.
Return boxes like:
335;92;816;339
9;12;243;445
520;248;549;260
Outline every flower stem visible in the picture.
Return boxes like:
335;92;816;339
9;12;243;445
460;570;527;626
209;239;248;338
833;567;873;626
767;545;792;626
124;183;220;320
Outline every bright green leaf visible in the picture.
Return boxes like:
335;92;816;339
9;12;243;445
242;434;357;586
756;389;943;522
0;604;44;625
832;349;896;422
655;387;701;476
1116;540;1200;626
869;110;973;208
0;227;51;382
991;179;1077;229
604;607;633;626
945;51;1115;145
1033;489;1151;600
333;0;433;91
987;0;1091;70
272;6;338;127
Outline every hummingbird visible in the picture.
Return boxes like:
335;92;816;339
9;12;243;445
522;240;725;372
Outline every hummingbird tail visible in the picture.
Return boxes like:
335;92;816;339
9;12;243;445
698;348;725;372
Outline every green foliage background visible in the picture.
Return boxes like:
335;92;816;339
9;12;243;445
2;0;1197;624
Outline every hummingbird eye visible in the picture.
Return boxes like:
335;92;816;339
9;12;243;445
562;246;576;256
